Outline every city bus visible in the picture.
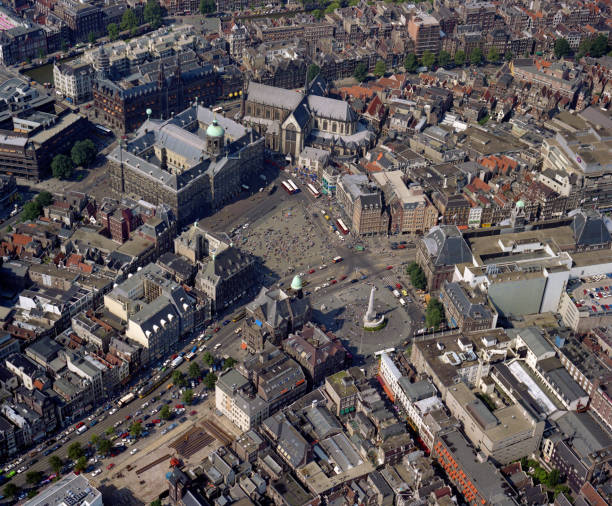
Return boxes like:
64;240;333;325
336;219;349;235
94;123;112;136
232;310;246;322
118;393;135;407
281;181;293;194
307;183;321;198
287;179;299;193
332;256;343;263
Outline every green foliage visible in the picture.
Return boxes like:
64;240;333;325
353;62;367;82
75;456;87;473
3;483;18;499
204;372;217;389
307;64;320;83
374;60;387;77
554;38;571;59
90;434;100;446
182;389;194;405
554;485;571;499
438;50;450;67
68;442;83;461
38;48;45;59
421;50;436;68
404;53;418;72
188;361;201;379
203;352;214;366
144;0;163;28
325;1;340;13
487;47;499;63
580;34;609;58
546;468;561;487
130;422;143;437
151;500;162;506
160;404;171;420
425;298;445;329
26;471;42;485
51;153;74;180
407;262;427;290
504;49;513;62
108;23;119;41
454;50;466;66
120;9;138;32
36;190;53;207
105;426;115;436
28;490;38;499
478;114;490;125
200;0;215;14
470;47;483;65
71;139;96;168
49;455;63;474
98;438;112;455
172;370;186;387
312;9;323;19
88;31;96;44
223;357;237;370
21;191;54;222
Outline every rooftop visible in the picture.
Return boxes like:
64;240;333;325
24;472;101;506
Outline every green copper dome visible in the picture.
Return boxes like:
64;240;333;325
516;200;525;209
291;275;303;291
206;119;224;138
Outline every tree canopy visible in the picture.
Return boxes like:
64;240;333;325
130;422;143;438
421;50;436;68
454;50;466;66
374;60;387;77
26;471;42;486
21;190;54;221
172;370;186;387
3;483;19;499
202;352;214;366
487;47;500;63
204;372;217;389
49;455;63;474
144;0;163;29
307;64;320;83
407;262;427;291
182;389;194;405
51;154;73;180
98;438;112;455
353;62;368;82
120;9;138;32
199;0;215;14
71;139;96;168
470;47;483;65
160;404;171;420
223;357;237;370
425;298;445;329
188;361;201;379
75;456;88;473
554;38;571;59
578;34;609;58
68;442;83;461
107;23;119;41
438;50;451;68
404;53;418;72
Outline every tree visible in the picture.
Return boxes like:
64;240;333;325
182;389;194;405
105;426;115;436
590;34;609;58
68;442;83;461
504;49;513;62
144;0;163;29
307;64;320;83
204;372;217;389
454;50;466;66
487;47;500;63
172;370;186;387
61;39;67;52
130;422;143;438
312;9;322;19
51;154;73;180
188;362;201;379
421;50;436;68
223;357;237;370
38;48;45;60
98;438;112;455
71;139;96;168
3;483;18;500
407;262;427;291
151;500;162;506
470;47;483;65
21;201;42;222
36;190;53;207
202;352;215;367
578;38;591;58
324;1;340;14
120;9;138;32
200;0;215;14
353;62;367;82
554;38;571;59
438;50;451;67
404;53;418;72
75;456;87;473
90;434;100;447
26;471;42;486
374;60;386;77
425;298;445;329
49;455;63;474
546;469;561;488
108;23;119;41
88;31;95;44
160;404;171;420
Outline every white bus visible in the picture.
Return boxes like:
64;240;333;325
399;298;406;306
281;181;293;194
287;179;299;193
307;183;320;198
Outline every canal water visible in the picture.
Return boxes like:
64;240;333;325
23;55;78;85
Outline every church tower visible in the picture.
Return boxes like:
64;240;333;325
206;118;225;159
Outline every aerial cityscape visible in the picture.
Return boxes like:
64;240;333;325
0;0;609;505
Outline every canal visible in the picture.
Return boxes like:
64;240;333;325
23;55;79;85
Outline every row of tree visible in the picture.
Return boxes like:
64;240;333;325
554;34;610;60
21;191;53;222
50;139;97;180
107;0;164;41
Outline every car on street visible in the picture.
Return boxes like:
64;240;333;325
214;327;220;332
308;269;315;274
386;265;393;270
92;469;102;477
223;320;230;326
190;410;197;415
130;448;139;455
331;279;337;284
340;275;347;280
107;463;114;470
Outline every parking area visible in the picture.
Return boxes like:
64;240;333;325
567;274;612;314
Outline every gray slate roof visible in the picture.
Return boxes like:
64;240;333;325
422;225;472;266
247;81;303;110
571;209;611;246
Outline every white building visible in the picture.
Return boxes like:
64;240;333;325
25;472;103;506
53;61;95;104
